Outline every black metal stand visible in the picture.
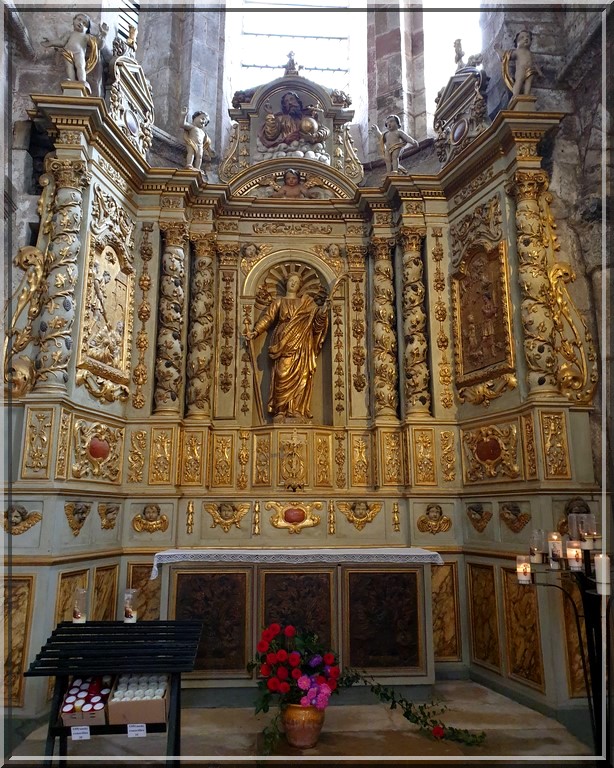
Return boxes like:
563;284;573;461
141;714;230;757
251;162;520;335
25;620;202;767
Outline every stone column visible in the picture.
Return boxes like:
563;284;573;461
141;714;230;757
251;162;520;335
154;221;188;412
370;237;398;417
398;226;429;416
505;170;558;395
186;233;216;418
35;157;90;391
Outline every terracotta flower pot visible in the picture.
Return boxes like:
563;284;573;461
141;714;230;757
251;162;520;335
281;703;325;748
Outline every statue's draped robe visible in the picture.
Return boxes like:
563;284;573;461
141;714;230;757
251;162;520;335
254;294;329;418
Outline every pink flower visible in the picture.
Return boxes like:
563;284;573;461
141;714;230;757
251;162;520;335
297;675;311;691
315;694;329;710
300;695;310;706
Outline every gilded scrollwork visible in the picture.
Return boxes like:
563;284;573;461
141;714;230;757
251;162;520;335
71;420;123;482
392;502;400;532
204;502;250;533
430;228;453;409
237;430;250;490
22;408;53;478
351;435;369;486
462;423;520;483
127;429;146;483
450;195;502;271
4;505;42;535
440;430;456;482
254;435;271;486
382;432;403;485
219;270;236;393
279;430;307;490
213;435;233;486
327;499;335;535
132;223;154;409
132;504;169;533
181;432;204;485
315;434;332;487
65;502;91;536
98;503;120;530
149;428;173;484
187;234;216;414
399;227;429;414
521;414;538;479
154;222;187;411
540;412;571;479
333;304;345;413
240;304;253;415
253;500;261;535
457;375;518;407
371;238;398;416
252;222;332;236
335;432;346;488
186;500;194;535
337;500;381;531
350;277;367;392
55;408;71;480
267;501;322;534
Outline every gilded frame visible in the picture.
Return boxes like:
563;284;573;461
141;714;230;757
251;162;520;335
3;574;36;707
452;240;515;388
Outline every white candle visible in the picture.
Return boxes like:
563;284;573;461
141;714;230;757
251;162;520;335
548;532;563;569
567;541;583;571
516;555;532;584
594;554;611;595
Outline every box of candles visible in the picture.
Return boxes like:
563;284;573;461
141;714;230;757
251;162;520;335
106;673;168;724
60;675;113;726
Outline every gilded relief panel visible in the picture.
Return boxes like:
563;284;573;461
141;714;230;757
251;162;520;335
172;569;250;676
278;430;308;490
467;563;501;671
180;430;205;486
21;407;54;479
431;563;461;661
521;413;538;480
71;420;124;483
55;408;71;480
350;434;370;487
539;411;571;479
128;564;161;621
127;429;147;483
412;428;436;486
562;580;588;697
314;433;332;488
211;433;234;488
344;569;423;672
3;575;35;706
92;565;119;621
461;421;521;483
381;430;403;485
148;428;175;485
502;568;545;691
262;570;334;650
253;433;272;486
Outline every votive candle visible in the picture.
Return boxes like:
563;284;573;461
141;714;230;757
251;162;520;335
548;532;563;569
567;541;583;571
516;555;532;584
594;554;611;595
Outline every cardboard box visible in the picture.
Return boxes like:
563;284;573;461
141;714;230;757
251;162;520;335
61;706;106;727
107;689;168;725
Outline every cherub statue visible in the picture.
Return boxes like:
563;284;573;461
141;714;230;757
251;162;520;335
182;107;214;171
499;30;542;99
41;13;109;90
417;503;452;535
270;168;319;199
454;39;465;70
370;115;419;174
132;503;169;533
4;504;42;535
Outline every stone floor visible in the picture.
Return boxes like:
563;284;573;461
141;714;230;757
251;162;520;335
7;681;596;766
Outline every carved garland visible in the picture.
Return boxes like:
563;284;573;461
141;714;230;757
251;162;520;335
430;228;454;409
132;223;154;409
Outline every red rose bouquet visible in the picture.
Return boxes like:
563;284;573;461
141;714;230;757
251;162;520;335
249;622;340;713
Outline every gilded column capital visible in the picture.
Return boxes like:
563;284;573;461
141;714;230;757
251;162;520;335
346;245;367;269
45;157;91;190
370;237;395;260
505;170;549;201
190;232;217;257
398;227;426;253
217;243;240;267
160;221;188;248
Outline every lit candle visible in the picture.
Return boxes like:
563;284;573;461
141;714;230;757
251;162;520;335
594;554;611;595
566;541;583;571
529;529;546;563
516;555;532;584
548;532;563;569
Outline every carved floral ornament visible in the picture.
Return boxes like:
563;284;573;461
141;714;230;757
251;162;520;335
72;420;123;482
462;423;521;483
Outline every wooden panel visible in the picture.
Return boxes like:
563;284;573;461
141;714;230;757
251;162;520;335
3;575;35;706
431;562;461;661
172;569;250;676
344;568;423;672
260;569;334;650
128;563;161;621
467;563;501;672
502;568;544;691
92;565;118;621
562;580;588;697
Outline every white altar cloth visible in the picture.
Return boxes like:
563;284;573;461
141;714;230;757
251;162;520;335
150;547;443;579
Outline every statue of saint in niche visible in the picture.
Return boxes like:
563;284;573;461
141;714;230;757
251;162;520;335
246;271;331;421
259;91;329;149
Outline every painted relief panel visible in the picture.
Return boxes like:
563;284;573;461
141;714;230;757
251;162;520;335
21;407;54;479
562;580;588;697
128;564;161;621
431;563;461;661
452;242;514;385
344;569;423;671
467;563;501;671
502;569;544;691
540;411;571;479
92;565;119;621
262;570;334;650
3;575;35;706
173;570;250;676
